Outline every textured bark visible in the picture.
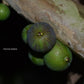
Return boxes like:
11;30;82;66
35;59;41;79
4;0;84;58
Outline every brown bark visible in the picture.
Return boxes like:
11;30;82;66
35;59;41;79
4;0;84;58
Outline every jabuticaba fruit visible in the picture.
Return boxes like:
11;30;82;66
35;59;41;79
44;40;72;71
22;24;33;43
28;52;44;66
27;22;56;53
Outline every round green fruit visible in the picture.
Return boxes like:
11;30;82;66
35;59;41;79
28;52;44;66
44;40;72;71
0;3;10;21
22;24;33;43
27;22;56;53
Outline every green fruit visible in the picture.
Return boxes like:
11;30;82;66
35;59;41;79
27;22;56;53
44;40;72;71
28;52;44;66
22;24;33;43
0;3;10;21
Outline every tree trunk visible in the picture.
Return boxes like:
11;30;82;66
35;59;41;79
4;0;84;58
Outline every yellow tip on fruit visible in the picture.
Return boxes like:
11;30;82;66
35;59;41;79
40;32;44;36
65;57;69;62
37;32;44;36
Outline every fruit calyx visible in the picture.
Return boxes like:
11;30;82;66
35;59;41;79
37;32;44;36
65;57;70;62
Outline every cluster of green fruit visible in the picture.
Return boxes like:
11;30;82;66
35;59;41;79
22;22;72;71
0;2;72;71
